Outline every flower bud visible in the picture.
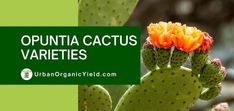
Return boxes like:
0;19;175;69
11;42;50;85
211;58;222;69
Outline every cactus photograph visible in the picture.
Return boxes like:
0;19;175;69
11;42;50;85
0;0;233;110
78;0;234;111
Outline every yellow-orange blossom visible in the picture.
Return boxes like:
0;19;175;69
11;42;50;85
147;22;204;53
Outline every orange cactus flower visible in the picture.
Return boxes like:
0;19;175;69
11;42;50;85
196;32;213;53
147;22;174;49
171;23;204;53
147;22;204;52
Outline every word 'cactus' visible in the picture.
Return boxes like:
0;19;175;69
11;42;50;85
114;22;226;111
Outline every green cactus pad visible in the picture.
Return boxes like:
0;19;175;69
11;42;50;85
78;0;138;26
155;48;171;68
114;67;202;111
191;52;208;75
103;85;130;110
79;85;112;111
142;46;157;71
200;86;221;100
171;48;189;68
199;64;223;88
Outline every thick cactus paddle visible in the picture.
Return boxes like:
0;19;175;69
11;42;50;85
114;67;202;111
78;0;138;26
79;85;112;111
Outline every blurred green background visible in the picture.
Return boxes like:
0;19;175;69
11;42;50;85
127;0;234;110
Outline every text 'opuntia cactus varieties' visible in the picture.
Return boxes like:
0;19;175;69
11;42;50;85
79;22;227;111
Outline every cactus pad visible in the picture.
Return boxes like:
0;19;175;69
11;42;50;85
155;48;171;68
142;43;157;71
199;64;223;88
171;48;189;68
191;52;208;75
79;85;112;111
78;0;138;26
114;67;202;111
200;85;221;100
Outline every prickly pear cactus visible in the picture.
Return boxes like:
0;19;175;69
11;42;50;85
103;85;130;109
79;85;112;111
114;22;227;111
78;0;138;26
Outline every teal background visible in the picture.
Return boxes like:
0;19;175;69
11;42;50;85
0;27;141;84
